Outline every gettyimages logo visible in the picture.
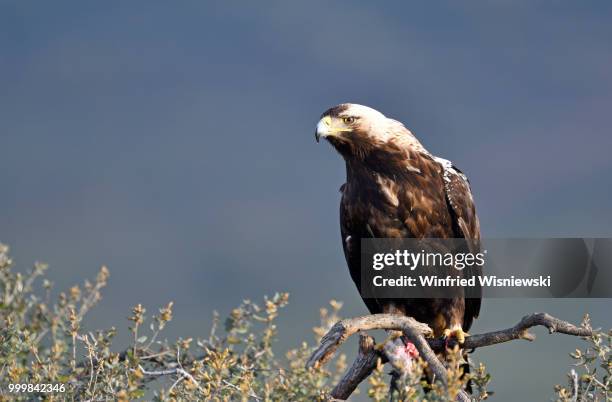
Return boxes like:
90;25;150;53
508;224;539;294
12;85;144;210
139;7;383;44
372;249;486;271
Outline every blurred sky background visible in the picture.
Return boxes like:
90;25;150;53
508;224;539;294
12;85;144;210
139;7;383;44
1;1;611;400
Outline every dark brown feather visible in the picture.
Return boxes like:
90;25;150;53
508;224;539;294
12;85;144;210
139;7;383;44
339;142;481;334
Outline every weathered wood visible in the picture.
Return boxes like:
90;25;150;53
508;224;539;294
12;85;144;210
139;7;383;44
306;314;432;369
428;312;593;352
330;334;383;400
309;312;593;401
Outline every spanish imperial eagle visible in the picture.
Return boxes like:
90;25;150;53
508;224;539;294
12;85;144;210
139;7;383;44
315;103;481;344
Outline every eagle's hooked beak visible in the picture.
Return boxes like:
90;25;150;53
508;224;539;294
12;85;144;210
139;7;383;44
315;115;332;143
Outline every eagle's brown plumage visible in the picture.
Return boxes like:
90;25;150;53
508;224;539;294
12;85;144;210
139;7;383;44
316;103;481;337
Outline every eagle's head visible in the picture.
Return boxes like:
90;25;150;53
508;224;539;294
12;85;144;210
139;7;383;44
315;103;425;160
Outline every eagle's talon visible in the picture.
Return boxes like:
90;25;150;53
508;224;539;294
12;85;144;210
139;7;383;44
442;328;469;348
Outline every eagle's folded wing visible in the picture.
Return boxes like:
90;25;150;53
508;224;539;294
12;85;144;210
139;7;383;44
435;157;482;330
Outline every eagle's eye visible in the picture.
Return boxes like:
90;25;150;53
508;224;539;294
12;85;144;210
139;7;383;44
343;116;356;124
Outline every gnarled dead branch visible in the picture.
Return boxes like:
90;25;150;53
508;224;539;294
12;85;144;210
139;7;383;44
307;312;593;401
330;334;382;400
306;314;432;369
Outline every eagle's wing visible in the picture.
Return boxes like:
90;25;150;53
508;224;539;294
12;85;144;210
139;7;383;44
434;157;482;331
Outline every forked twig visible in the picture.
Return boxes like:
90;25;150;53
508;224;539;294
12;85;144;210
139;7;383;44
307;312;593;400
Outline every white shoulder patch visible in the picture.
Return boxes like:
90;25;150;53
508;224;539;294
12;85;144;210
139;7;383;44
434;156;474;209
433;156;468;184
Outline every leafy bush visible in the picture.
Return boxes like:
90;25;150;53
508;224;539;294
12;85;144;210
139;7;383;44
0;243;609;401
553;316;611;401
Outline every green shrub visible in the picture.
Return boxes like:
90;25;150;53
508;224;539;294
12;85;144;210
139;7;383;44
0;243;608;401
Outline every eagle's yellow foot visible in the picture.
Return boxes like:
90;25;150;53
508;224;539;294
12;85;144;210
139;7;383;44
442;327;469;347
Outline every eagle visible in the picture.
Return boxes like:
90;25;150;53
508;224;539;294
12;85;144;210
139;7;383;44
315;103;481;346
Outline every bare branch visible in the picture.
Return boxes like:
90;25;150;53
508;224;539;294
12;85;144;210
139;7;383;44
570;369;579;402
136;365;204;393
306;314;432;369
428;312;594;352
330;334;384;400
309;312;593;401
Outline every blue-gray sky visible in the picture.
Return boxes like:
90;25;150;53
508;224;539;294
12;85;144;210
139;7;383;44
1;2;611;400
